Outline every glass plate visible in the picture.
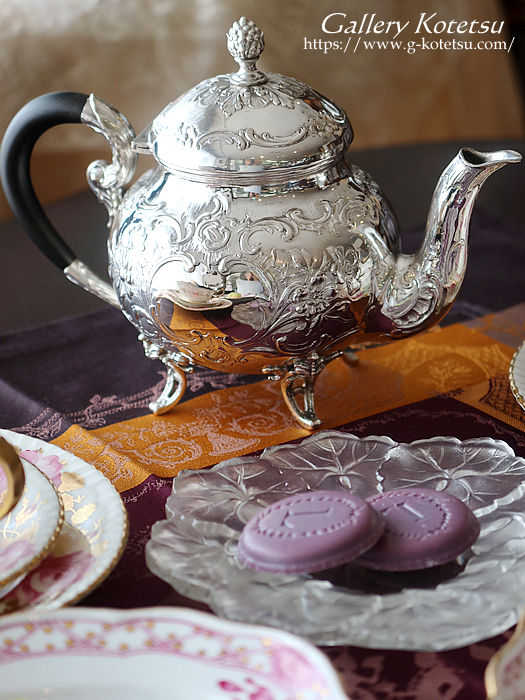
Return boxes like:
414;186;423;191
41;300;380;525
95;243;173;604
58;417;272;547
146;431;525;650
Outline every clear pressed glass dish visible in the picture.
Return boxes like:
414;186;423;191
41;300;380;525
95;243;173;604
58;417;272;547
146;431;525;650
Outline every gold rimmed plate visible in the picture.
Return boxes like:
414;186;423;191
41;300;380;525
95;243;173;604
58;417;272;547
486;612;525;699
0;458;64;588
509;340;525;411
0;429;128;614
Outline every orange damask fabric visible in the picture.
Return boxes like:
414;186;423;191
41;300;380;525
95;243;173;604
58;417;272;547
466;302;525;350
454;375;525;432
452;303;525;432
51;323;514;493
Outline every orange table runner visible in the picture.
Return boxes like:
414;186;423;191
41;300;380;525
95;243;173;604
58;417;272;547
52;321;516;492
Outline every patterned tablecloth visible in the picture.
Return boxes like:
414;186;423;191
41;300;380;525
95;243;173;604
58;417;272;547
1;210;525;699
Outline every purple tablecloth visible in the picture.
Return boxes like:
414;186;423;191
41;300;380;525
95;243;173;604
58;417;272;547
1;208;525;698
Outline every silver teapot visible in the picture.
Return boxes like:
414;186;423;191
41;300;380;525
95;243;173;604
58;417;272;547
1;17;521;429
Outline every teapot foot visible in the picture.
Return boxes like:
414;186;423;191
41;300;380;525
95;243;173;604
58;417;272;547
140;337;194;415
263;350;343;430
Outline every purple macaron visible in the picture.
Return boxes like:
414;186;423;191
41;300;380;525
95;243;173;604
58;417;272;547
356;487;480;571
237;490;384;574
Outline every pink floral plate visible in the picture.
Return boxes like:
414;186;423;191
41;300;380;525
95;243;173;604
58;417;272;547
0;429;128;614
0;458;64;588
0;606;348;699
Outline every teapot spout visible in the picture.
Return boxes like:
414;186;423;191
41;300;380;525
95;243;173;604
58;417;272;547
379;147;521;335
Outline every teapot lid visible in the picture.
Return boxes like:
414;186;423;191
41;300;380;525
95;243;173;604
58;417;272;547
132;17;353;185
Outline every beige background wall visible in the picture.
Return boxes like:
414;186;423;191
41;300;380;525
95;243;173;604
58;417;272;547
0;0;523;219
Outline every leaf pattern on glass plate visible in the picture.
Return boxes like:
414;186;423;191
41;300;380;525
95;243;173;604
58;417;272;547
379;437;525;514
147;430;525;651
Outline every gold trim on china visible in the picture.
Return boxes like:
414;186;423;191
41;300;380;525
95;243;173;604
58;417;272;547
62;501;129;609
0;431;129;614
0;437;25;520
485;611;525;698
509;340;525;412
0;470;65;589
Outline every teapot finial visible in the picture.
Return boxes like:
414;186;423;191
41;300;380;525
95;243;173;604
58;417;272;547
227;17;267;86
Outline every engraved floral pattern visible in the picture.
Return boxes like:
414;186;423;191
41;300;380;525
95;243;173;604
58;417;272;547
293;279;335;318
185;73;308;117
168;113;343;152
112;182;385;367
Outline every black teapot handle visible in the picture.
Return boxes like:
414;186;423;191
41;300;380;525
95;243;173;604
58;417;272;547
0;91;137;306
1;92;88;269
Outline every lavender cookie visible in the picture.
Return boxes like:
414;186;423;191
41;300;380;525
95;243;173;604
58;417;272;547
356;487;480;571
237;490;384;574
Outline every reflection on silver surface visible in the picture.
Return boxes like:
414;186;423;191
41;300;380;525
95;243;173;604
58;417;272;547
64;259;120;308
146;431;525;650
63;17;521;427
81;94;137;228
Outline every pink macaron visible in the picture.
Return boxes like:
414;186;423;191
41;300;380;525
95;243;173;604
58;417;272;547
355;487;480;571
237;490;384;574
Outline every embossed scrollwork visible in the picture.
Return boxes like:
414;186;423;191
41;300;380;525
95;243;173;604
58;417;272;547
379;249;444;333
81;94;137;228
112;183;385;366
170;113;343;153
186;74;308;117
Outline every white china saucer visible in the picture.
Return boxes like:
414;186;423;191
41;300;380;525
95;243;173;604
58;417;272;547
0;606;347;700
0;458;64;588
0;574;24;600
0;429;128;614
